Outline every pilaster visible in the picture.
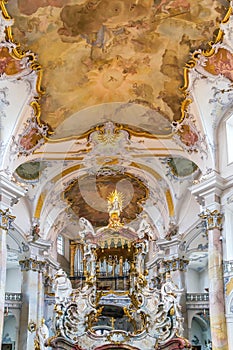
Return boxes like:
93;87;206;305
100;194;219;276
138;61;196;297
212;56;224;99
0;175;25;346
18;258;47;350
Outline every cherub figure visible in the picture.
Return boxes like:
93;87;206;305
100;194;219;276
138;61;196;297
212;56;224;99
79;217;95;239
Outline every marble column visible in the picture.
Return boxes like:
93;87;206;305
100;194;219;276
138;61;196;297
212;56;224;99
200;210;228;350
18;258;46;350
0;209;15;346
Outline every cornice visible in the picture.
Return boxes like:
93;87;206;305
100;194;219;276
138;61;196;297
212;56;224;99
29;238;51;250
0;174;26;207
45;256;60;270
190;172;225;199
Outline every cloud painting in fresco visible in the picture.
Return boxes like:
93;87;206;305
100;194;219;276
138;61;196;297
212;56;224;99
7;0;228;136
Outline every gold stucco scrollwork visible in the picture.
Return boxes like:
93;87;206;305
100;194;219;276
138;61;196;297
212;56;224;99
28;320;37;333
199;209;224;232
0;209;15;231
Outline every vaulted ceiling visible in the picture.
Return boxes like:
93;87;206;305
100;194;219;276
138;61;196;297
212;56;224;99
1;0;233;247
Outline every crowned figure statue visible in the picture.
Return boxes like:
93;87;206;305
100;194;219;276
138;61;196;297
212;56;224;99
107;189;124;228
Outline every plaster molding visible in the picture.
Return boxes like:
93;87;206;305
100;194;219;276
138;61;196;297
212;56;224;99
45;256;60;270
0;174;26;207
190;172;225;209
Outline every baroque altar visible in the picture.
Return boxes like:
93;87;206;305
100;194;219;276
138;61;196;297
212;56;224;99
46;191;190;350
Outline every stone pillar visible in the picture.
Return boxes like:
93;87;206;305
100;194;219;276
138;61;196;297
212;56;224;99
0;209;15;345
200;210;228;350
18;258;46;350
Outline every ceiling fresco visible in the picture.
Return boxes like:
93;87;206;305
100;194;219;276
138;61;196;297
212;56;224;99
204;47;233;81
15;161;47;181
2;1;233;290
7;0;228;138
0;47;23;75
64;172;149;227
161;157;199;179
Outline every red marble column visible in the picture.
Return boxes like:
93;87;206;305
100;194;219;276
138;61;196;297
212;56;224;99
200;210;228;350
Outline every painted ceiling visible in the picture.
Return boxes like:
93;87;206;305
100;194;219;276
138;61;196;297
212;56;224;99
1;0;233;246
64;173;148;227
7;0;228;138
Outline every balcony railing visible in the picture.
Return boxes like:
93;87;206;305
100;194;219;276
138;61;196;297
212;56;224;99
186;293;209;302
5;293;22;301
186;293;209;310
5;293;22;309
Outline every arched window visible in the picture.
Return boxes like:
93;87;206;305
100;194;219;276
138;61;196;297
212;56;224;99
57;235;64;255
226;114;233;164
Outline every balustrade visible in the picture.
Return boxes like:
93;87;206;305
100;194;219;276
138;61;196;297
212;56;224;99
5;293;22;302
186;293;209;302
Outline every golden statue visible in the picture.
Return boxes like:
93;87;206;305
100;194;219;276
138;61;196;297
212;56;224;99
107;190;124;228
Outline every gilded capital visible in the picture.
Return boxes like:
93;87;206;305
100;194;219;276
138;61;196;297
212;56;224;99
199;209;224;232
19;258;46;272
0;208;15;231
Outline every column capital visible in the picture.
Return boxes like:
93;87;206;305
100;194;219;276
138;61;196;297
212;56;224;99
163;257;189;273
0;208;15;231
19;258;47;272
199;209;224;232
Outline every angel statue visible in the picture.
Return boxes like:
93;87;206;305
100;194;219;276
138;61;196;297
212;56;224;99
34;318;49;350
84;243;97;277
52;269;72;302
137;216;153;240
79;217;95;239
135;241;148;275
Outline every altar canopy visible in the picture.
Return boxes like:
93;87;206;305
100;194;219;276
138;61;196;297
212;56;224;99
46;191;190;350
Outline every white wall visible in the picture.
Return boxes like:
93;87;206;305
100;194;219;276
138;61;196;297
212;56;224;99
218;110;233;178
223;206;233;261
187;267;209;293
186;268;200;293
5;268;21;293
199;269;209;292
178;193;200;234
